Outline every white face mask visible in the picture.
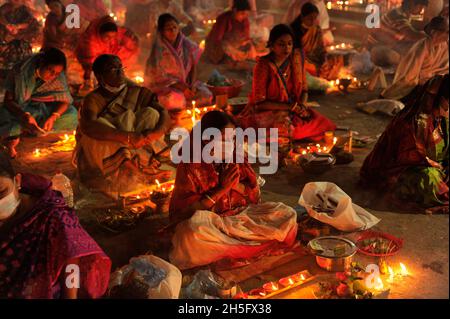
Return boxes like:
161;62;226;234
0;180;21;221
101;81;127;94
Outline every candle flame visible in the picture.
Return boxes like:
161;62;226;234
32;46;42;54
288;278;294;285
134;76;144;84
155;179;161;188
300;274;305;281
387;266;395;283
271;283;278;291
301;150;307;155
333;137;338;145
33;148;41;157
374;277;384;291
399;263;409;276
200;40;206;50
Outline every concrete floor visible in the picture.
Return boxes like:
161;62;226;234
6;58;449;299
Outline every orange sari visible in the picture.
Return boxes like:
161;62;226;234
241;49;336;141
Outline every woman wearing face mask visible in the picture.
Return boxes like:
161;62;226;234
241;24;336;142
204;0;257;66
0;48;77;158
76;15;140;90
145;14;213;112
0;151;111;298
168;110;298;270
361;74;449;214
381;16;449;101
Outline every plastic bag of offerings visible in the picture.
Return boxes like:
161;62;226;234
108;255;182;299
299;182;380;232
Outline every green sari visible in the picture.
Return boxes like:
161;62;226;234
394;117;449;207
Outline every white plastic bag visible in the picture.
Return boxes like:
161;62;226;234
109;255;182;299
299;182;380;232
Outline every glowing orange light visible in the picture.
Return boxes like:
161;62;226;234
399;263;409;276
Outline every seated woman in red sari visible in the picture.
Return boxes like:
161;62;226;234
145;14;212;112
204;0;257;66
76;15;140;90
169;111;298;270
290;2;342;80
0;151;111;298
242;24;336;142
361;74;448;214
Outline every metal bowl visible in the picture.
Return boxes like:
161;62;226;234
308;236;357;272
300;153;336;174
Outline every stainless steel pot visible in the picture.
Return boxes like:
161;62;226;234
308;236;357;272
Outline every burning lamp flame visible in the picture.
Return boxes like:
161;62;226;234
399;263;409;276
33;148;41;157
134;76;144;84
387;266;395;283
374;277;384;291
333;137;338;145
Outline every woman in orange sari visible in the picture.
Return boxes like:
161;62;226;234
204;0;256;66
242;24;336;142
169;111;298;270
290;2;342;79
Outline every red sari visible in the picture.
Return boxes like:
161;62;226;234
204;10;251;64
169;162;261;223
169;161;298;270
76;16;139;73
242;49;336;141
